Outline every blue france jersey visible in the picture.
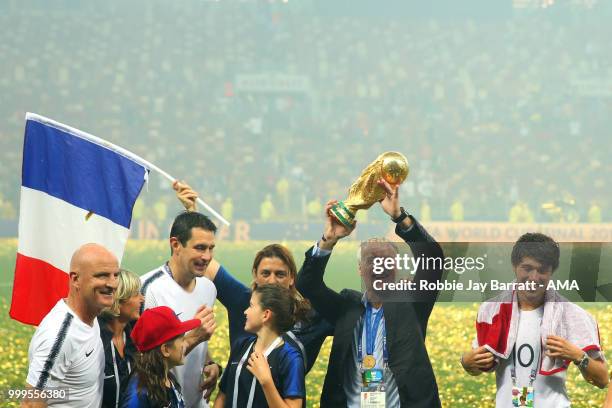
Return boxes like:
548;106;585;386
214;266;334;373
219;337;305;408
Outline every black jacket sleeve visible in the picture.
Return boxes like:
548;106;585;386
396;216;444;336
295;246;346;325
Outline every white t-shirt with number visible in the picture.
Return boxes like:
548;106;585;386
26;299;104;407
141;265;217;408
495;306;570;407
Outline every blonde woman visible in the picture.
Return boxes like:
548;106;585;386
99;269;144;408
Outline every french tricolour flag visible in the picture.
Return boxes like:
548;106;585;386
10;113;148;325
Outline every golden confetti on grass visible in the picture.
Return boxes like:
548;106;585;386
2;300;611;407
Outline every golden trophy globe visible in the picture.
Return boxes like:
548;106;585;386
330;152;409;228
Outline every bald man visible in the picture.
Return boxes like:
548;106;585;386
22;243;120;408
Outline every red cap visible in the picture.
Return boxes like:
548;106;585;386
131;306;200;352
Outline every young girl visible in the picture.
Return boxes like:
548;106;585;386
215;285;305;408
120;306;201;408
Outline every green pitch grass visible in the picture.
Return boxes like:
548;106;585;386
1;240;610;407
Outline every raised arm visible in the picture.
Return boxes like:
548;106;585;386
377;179;444;333
296;200;355;324
174;180;198;212
398;216;444;333
174;180;217;285
212;262;253;346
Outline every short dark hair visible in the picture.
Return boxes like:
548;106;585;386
511;232;560;272
169;211;217;248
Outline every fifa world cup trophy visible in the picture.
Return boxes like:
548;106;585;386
330;152;409;228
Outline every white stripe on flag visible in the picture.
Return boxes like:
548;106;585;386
18;186;129;272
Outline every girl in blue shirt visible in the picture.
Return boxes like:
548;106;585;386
214;284;305;408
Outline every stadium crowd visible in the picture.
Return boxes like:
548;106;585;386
1;1;610;224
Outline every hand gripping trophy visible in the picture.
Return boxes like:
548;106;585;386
330;152;409;228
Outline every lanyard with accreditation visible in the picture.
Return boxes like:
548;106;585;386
510;342;541;407
109;331;131;408
232;336;283;408
358;303;388;408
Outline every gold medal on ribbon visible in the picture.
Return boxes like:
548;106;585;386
362;355;376;369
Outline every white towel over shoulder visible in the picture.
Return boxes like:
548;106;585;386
473;289;603;375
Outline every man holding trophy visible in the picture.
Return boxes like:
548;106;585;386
296;152;444;407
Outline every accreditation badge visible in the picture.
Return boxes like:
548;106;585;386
512;386;534;407
361;369;385;408
361;391;385;408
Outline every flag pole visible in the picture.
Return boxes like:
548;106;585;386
25;112;230;227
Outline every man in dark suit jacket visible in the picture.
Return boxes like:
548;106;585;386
296;179;444;407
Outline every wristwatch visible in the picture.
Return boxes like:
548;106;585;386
574;352;589;370
391;207;409;224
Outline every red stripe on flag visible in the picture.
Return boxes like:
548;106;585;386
476;302;513;354
10;253;69;326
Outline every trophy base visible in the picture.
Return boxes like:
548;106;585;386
330;201;356;228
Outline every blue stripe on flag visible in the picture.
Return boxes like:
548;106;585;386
22;119;147;228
